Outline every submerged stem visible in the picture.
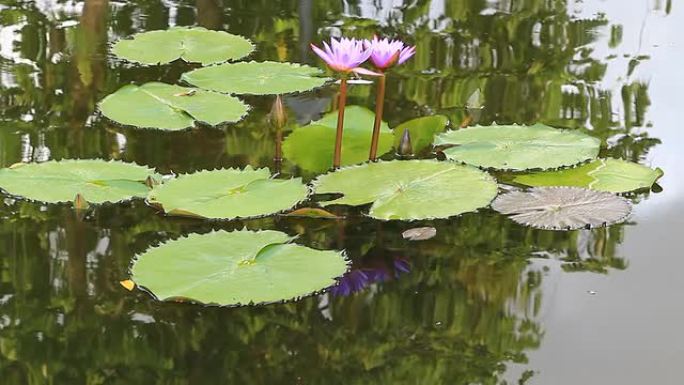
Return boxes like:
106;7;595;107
333;77;348;169
369;73;386;161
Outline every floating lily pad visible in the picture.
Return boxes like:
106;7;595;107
130;229;349;306
98;82;249;130
393;115;448;153
0;159;155;204
181;61;330;95
434;123;601;171
312;160;498;220
111;27;254;65
513;158;663;193
283;106;393;172
491;187;632;230
147;166;308;219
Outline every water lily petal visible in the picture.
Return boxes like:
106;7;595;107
351;67;383;76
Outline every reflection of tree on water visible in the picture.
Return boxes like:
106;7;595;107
0;0;666;384
0;208;543;384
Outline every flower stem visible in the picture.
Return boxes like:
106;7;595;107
333;77;348;169
274;125;283;174
369;73;386;161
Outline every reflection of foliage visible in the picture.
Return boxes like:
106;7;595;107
0;0;663;384
0;205;547;385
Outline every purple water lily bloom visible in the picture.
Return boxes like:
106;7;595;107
310;37;378;76
364;36;416;70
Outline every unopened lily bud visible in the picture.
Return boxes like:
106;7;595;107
270;95;287;128
398;128;413;156
145;175;159;188
73;193;90;210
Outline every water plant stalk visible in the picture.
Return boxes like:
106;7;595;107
333;77;348;169
369;73;386;161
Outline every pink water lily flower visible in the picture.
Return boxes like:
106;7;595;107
364;36;416;70
310;37;379;76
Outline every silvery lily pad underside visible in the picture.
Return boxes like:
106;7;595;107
491;186;632;230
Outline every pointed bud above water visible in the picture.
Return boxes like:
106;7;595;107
73;193;90;210
269;95;287;128
145;175;159;188
398;128;413;156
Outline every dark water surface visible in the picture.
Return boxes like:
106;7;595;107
0;1;682;384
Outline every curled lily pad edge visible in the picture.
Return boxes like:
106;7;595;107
511;157;665;194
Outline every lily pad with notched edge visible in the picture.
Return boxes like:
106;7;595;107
434;123;601;171
491;186;632;230
129;229;349;306
283;106;393;172
111;27;254;65
0;159;156;204
181;61;331;95
99;82;249;130
393;115;448;153
312;160;498;221
513;158;663;193
147;166;308;219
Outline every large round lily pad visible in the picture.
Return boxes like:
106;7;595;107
0;159;155;204
98;82;249;130
130;229;349;306
513;158;663;193
434;123;601;171
147;166;308;219
492;187;632;230
111;27;254;66
312;160;498;220
283;106;394;172
181;61;330;95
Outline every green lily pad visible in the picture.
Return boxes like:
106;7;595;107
130;229;349;306
148;166;308;219
434;123;601;171
111;27;254;65
492;186;632;230
513;158;664;193
393;115;449;153
181;61;331;95
312;160;498;220
283;106;393;172
99;82;249;130
0;159;155;204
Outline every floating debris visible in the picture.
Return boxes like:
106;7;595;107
402;226;437;241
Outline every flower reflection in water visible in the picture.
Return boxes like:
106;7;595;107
330;258;410;296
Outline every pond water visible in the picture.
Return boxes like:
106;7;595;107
1;0;682;384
